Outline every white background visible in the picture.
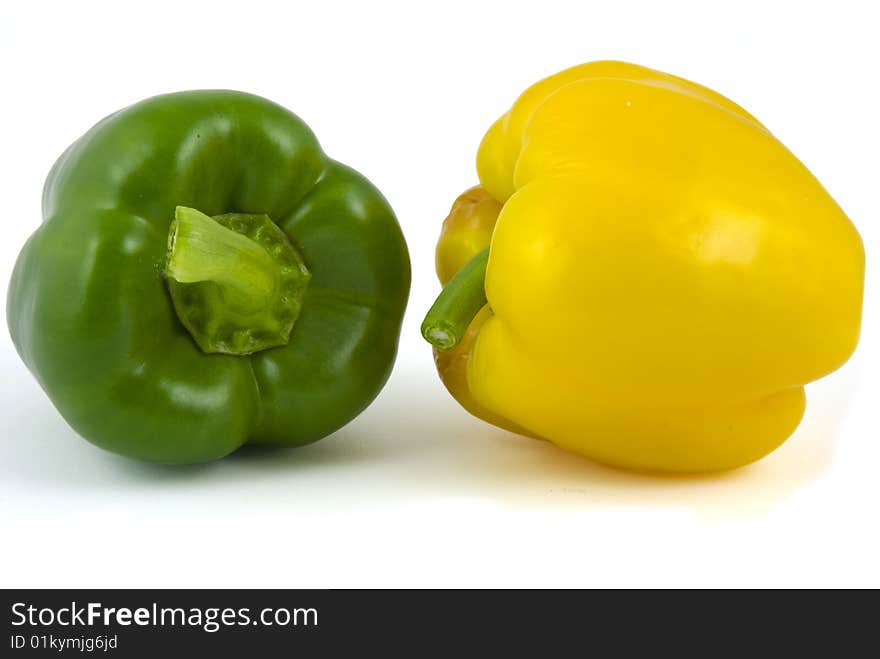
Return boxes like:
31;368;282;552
1;0;877;588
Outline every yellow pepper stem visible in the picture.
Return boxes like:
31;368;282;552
421;247;489;350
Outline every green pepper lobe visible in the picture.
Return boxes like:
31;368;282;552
165;206;311;355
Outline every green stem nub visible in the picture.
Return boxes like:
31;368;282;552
421;247;490;351
165;206;310;356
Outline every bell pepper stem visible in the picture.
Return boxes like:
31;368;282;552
421;247;489;350
166;206;278;310
164;206;310;355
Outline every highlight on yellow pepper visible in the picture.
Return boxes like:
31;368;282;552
422;61;865;473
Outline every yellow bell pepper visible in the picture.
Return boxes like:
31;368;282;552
422;61;865;473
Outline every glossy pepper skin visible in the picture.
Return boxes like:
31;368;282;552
424;61;864;473
8;91;410;463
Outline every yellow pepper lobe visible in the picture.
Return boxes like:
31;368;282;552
433;61;865;473
432;188;532;436
435;186;502;285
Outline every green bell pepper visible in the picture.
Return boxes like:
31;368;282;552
7;90;410;463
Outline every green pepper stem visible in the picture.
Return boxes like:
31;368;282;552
421;247;489;350
166;206;278;312
164;206;310;356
